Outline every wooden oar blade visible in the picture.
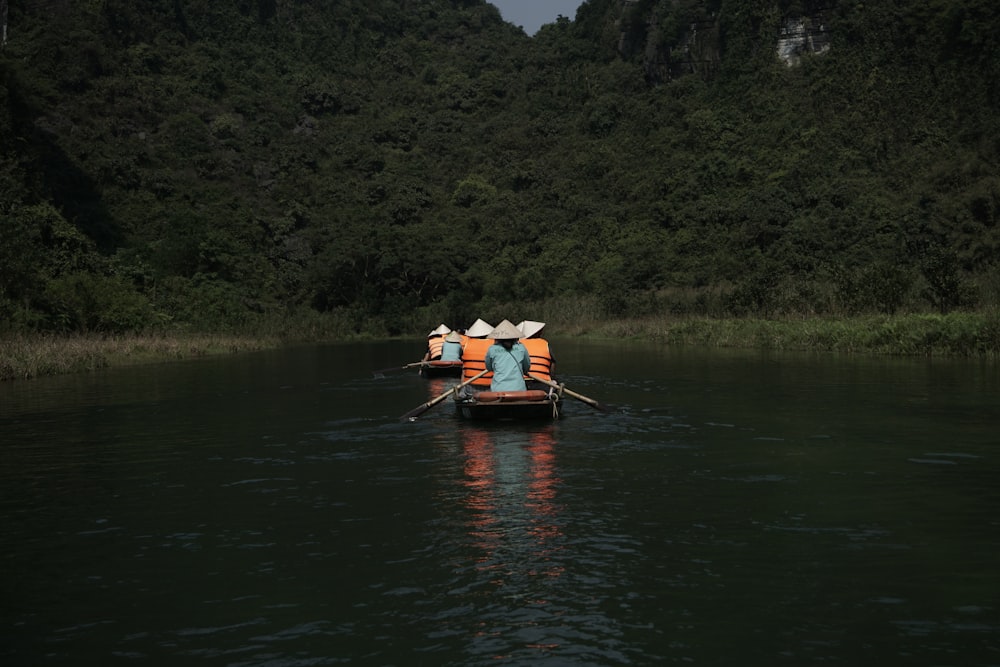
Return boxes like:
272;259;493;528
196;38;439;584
400;391;452;421
400;402;433;421
572;391;611;412
590;399;612;413
400;369;489;422
564;388;611;412
374;361;427;378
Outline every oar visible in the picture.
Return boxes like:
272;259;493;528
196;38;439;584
529;375;610;412
400;369;489;421
373;361;427;377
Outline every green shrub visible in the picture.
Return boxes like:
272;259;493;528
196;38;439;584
44;272;157;333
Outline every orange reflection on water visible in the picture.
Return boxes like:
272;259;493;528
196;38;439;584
461;427;501;563
459;425;564;582
425;377;453;400
524;429;564;577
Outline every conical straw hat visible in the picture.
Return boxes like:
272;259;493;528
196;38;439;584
465;318;494;338
427;323;451;337
444;331;462;343
488;319;523;340
517;320;546;338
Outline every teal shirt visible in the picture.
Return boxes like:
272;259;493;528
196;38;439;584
484;342;530;391
440;341;462;361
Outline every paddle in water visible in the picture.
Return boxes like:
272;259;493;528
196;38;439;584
400;369;489;421
373;361;427;378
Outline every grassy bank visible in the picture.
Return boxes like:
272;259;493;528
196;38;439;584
3;312;998;382
0;334;284;381
553;312;1000;356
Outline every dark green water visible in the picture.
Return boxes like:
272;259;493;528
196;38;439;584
2;340;998;665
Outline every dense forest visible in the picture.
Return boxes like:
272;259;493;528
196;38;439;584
1;0;998;337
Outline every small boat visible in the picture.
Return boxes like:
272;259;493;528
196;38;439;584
419;360;463;378
453;389;561;420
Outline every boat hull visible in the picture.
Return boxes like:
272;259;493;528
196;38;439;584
454;390;560;420
420;360;463;378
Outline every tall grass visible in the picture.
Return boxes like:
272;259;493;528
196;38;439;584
549;312;1000;357
0;334;282;381
498;296;1000;356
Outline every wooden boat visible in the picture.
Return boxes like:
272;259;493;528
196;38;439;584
419;360;463;378
453;389;561;420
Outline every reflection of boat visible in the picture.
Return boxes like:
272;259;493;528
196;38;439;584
454;389;561;420
424;377;454;399
419;360;463;378
459;425;563;582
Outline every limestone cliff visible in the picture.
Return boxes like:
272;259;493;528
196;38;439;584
607;0;835;82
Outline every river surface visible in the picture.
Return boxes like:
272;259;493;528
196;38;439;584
1;339;998;666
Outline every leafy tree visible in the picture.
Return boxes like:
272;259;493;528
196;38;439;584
1;0;998;336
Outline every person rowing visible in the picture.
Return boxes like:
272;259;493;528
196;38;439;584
484;319;531;392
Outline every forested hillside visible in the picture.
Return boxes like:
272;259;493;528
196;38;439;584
2;0;998;336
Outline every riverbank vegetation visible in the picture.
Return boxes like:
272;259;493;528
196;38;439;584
2;1;998;368
580;312;1000;356
4;308;996;381
0;333;282;381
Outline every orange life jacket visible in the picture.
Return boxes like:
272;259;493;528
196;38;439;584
426;335;445;360
461;338;494;387
521;338;554;382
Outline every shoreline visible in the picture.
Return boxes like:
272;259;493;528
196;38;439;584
2;312;998;381
0;333;284;382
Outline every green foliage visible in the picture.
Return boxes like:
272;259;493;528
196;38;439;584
833;262;914;316
1;0;998;339
43;272;157;333
919;246;979;313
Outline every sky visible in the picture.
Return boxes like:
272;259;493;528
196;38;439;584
490;0;586;36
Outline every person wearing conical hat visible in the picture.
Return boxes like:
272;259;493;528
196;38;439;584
465;318;493;338
440;330;463;362
484;319;531;392
422;324;451;361
517;320;556;385
517;320;545;338
460;319;495;387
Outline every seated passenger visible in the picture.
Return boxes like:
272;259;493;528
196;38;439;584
422;324;451;362
440;331;463;362
517;319;556;385
460;318;495;389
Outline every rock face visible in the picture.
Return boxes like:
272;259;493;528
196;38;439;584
776;14;832;66
613;0;835;83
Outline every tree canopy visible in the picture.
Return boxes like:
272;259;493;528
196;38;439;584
2;0;998;335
